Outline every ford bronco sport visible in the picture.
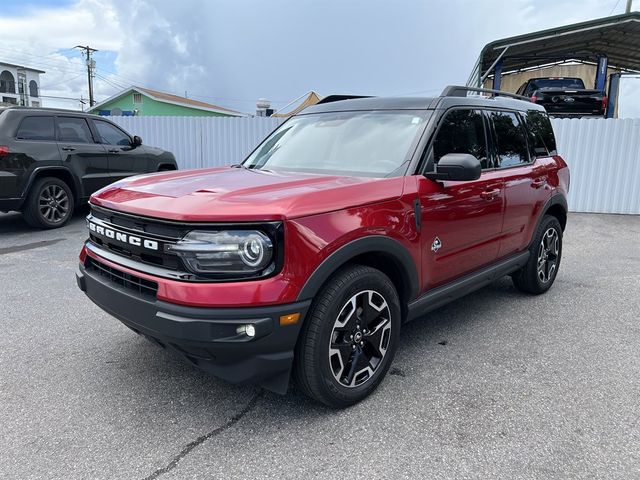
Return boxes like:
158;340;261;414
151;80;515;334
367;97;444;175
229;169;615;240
76;86;569;408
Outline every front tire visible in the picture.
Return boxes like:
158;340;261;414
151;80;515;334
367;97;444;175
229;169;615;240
293;265;401;408
22;177;75;229
512;215;563;294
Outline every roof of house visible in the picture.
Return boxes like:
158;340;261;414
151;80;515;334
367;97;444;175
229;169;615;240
0;62;45;74
87;86;245;116
272;91;322;117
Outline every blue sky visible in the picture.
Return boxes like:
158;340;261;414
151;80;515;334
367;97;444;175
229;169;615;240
2;0;639;116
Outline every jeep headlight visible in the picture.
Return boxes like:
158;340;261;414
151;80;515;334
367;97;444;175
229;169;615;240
167;230;274;275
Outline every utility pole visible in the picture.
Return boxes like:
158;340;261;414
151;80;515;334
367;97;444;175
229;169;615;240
75;45;98;107
626;0;633;13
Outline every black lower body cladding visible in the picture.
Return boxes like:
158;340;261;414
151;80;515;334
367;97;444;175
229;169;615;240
76;262;311;394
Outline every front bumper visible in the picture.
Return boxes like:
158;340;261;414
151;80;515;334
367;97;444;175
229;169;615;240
76;261;310;394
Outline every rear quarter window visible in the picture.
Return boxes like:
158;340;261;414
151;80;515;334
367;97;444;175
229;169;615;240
16;116;55;141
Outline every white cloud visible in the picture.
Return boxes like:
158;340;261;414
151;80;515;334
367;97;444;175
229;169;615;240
3;0;639;116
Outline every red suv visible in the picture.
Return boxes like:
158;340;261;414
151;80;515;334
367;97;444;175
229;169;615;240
76;86;569;407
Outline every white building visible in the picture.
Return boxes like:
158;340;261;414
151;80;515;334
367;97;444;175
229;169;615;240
0;62;45;107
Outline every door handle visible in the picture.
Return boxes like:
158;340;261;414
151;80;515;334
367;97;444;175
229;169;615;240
61;146;76;152
480;189;500;200
532;177;548;189
108;149;120;153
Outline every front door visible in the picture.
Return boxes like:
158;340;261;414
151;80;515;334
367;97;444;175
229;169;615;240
91;119;149;182
56;116;110;197
418;108;505;290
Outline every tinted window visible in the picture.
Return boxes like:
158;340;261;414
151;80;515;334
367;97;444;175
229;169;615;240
16;116;55;141
525;110;557;157
58;117;93;143
433;109;488;168
525;78;585;95
94;121;131;146
491;111;530;168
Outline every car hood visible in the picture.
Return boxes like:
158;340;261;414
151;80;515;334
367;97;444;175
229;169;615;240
90;167;405;221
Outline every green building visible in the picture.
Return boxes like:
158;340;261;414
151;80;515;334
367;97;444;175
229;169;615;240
88;86;244;117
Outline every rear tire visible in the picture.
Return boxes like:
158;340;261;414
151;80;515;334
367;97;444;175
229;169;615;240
293;265;401;408
512;215;563;294
22;177;74;229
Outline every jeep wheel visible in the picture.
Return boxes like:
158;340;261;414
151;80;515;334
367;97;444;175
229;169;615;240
512;215;563;294
23;177;75;229
293;265;401;408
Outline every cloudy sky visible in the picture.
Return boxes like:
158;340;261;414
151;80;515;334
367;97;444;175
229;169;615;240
3;0;639;116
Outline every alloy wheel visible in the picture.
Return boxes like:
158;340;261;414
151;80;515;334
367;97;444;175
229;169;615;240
328;290;392;388
537;227;559;283
39;184;70;224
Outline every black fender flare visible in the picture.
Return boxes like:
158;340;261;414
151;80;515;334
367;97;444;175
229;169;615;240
296;235;419;303
528;193;568;247
22;166;83;200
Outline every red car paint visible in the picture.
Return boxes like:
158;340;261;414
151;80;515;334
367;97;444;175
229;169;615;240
82;154;568;307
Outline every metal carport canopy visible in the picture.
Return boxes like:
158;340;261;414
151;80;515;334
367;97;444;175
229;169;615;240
471;12;640;84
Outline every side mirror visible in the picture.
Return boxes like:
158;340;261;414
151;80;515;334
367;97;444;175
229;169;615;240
424;153;481;182
132;135;142;147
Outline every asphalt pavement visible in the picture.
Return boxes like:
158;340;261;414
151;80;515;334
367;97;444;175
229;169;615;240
1;209;639;479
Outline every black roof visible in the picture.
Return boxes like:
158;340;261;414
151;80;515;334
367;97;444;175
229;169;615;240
303;88;544;114
478;12;640;76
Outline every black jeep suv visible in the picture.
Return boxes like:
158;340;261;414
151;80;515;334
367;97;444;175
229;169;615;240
0;107;177;228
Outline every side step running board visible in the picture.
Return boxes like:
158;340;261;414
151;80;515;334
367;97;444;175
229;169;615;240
406;251;529;322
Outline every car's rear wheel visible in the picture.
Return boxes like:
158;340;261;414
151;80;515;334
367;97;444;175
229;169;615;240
512;215;563;294
293;265;401;408
22;177;74;229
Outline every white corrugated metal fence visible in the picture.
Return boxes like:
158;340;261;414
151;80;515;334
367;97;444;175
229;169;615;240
105;116;640;215
107;116;282;170
551;118;640;215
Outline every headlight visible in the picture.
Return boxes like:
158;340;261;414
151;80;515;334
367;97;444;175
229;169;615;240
167;230;274;275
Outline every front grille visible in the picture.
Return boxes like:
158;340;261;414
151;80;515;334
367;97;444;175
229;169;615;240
86;257;158;298
88;205;183;271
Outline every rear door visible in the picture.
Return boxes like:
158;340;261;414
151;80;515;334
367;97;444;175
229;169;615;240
488;110;552;258
56;116;110;197
419;108;505;288
91;119;149;182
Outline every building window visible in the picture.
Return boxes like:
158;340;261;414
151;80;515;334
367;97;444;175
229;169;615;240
2;96;17;105
0;70;16;94
29;80;38;98
31;101;40;107
133;93;143;104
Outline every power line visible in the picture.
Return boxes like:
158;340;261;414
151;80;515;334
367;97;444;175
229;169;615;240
609;0;622;15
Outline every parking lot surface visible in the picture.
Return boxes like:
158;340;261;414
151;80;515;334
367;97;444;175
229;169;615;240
1;209;639;479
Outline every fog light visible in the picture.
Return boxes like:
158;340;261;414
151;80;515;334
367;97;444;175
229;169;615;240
237;324;256;337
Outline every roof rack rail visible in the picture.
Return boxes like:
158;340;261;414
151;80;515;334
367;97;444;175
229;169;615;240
441;85;531;102
316;95;372;105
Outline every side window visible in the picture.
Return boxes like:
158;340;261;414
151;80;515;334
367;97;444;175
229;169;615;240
432;109;489;169
525;110;557;157
16;116;55;141
94;121;131;146
491;111;530;168
57;117;94;143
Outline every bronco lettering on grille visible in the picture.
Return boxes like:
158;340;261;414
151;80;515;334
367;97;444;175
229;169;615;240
88;221;159;251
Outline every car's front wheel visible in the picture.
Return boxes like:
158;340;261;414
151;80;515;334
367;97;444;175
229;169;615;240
293;265;401;408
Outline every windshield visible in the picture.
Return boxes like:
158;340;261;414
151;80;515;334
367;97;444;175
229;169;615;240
242;110;430;177
531;78;585;90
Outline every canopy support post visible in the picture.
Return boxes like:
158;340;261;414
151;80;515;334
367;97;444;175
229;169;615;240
595;54;609;91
